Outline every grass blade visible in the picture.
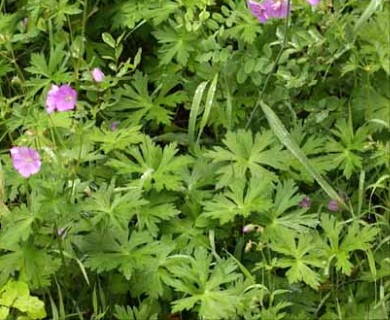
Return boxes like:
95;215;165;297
354;0;382;32
196;74;218;146
260;101;346;207
188;81;208;146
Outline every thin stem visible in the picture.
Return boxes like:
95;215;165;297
48;114;67;150
76;0;88;80
5;43;26;90
245;0;292;129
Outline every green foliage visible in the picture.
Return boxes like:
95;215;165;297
163;247;243;318
109;135;192;191
269;230;324;289
113;71;187;125
0;280;46;319
0;0;389;319
202;177;273;224
206;129;287;187
260;180;319;240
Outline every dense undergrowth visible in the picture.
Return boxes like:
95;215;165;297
0;0;389;319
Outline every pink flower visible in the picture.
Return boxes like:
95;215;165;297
92;68;105;82
263;0;290;19
307;0;320;6
10;146;41;178
248;0;269;23
46;84;77;114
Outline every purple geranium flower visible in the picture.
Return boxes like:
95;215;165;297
299;196;311;209
92;68;105;82
10;146;41;178
263;0;290;19
307;0;320;6
248;0;270;23
46;84;77;114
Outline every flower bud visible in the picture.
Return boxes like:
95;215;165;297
92;68;105;82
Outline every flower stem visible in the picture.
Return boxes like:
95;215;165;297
245;0;292;129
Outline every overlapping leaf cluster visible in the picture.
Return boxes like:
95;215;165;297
0;0;389;319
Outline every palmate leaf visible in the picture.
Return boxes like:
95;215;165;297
114;298;158;320
321;214;379;275
285;124;337;182
113;71;187;125
129;238;176;298
325;118;368;179
260;101;344;206
0;245;61;289
82;230;160;280
90;125;143;153
260;180;319;240
220;0;262;44
111;0;178;29
153;22;197;65
269;230;325;289
82;182;148;230
206;129;287;188
163;247;242;319
0;205;34;249
202;177;273;224
137;193;180;237
109;136;192;192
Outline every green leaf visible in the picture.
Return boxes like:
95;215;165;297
261;180;319;240
114;299;158;320
325;119;368;179
83;230;159;280
321;214;379;276
269;230;324;289
102;32;116;48
113;71;187;125
206;129;287;188
25;53;50;77
137;194;180;237
0;280;46;319
260;101;344;207
0;205;34;249
109;136;192;192
90;125;143;153
196;73;219;146
188;81;208;145
82;182;148;230
0;306;9;319
354;0;382;33
153;24;197;65
202;177;273;224
164;247;242;319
